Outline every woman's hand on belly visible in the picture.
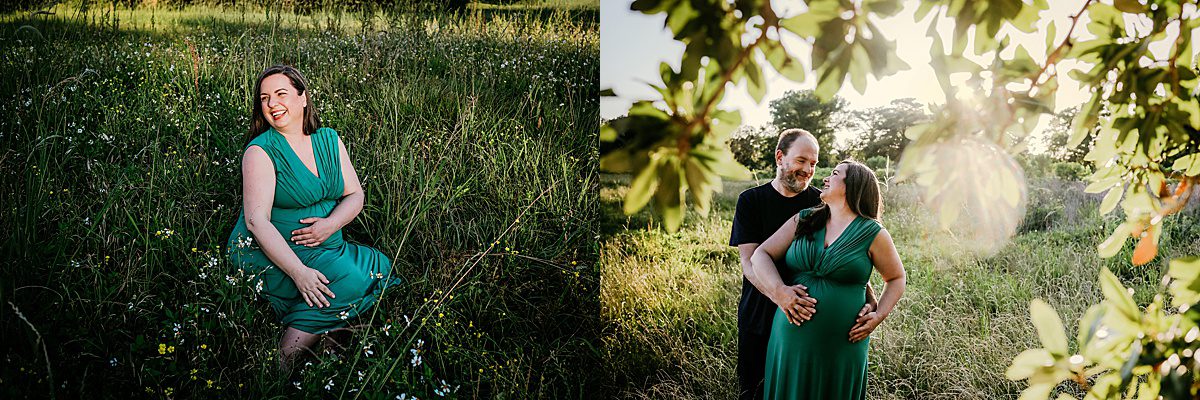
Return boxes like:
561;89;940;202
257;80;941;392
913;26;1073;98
291;216;337;247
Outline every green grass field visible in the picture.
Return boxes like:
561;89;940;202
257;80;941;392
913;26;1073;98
0;2;598;398
601;173;1200;399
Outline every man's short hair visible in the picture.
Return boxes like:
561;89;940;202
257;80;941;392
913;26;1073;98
776;128;817;153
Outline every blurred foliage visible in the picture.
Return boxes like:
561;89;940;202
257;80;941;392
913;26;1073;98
603;0;1200;397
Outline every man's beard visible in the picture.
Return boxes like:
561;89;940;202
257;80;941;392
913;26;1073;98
779;168;809;193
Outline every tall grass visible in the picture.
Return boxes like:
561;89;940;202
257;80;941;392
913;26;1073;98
601;174;1200;399
0;2;598;398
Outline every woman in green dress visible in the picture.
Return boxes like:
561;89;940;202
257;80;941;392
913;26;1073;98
751;160;907;399
225;65;401;371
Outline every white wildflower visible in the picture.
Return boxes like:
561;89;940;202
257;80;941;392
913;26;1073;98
410;348;422;367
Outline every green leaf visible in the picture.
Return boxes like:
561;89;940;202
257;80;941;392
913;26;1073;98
1083;178;1118;194
709;109;742;140
1044;21;1056;50
684;157;714;216
1016;383;1054;400
600;124;617;142
1007;348;1054;380
600;88;616;97
629;0;665;13
763;43;806;82
1009;0;1044;34
1068;97;1100;148
745;59;767;103
1099;186;1123;215
1077;304;1105;352
1099;267;1139;322
864;0;901;18
1174;98;1200;130
1113;0;1147;13
680;46;704;83
1118;340;1141;389
1098;222;1132;258
1167;256;1200;307
849;45;870;94
624;154;661;215
1030;299;1069;356
778;0;840;38
654;157;685;232
692;144;753;180
914;0;936;21
1171;154;1200;176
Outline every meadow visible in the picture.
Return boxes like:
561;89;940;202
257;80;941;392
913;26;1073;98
600;170;1200;399
0;1;598;398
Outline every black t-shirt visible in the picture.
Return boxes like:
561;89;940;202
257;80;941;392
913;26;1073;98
729;182;823;335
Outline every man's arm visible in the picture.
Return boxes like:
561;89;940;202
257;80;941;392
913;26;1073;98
738;243;761;288
865;281;879;309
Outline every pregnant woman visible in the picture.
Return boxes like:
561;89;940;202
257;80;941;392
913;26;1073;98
751;160;906;399
226;65;401;371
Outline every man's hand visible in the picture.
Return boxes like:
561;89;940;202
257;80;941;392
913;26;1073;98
848;302;876;337
769;284;817;326
849;311;884;343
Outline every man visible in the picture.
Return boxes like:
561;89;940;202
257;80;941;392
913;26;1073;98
729;128;877;400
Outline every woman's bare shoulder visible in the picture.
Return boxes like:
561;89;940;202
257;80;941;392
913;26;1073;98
242;144;274;174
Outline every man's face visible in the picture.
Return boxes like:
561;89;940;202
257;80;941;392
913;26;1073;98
776;137;818;193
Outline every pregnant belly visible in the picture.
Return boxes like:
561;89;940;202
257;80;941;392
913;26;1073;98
229;199;345;255
786;275;867;336
269;199;344;249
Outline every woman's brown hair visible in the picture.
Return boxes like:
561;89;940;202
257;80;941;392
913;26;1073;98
795;160;883;239
243;65;321;147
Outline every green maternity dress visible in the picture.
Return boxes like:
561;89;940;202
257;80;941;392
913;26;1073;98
225;127;401;334
763;208;882;400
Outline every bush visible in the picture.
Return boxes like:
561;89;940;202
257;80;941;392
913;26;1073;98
864;155;889;172
1051;161;1089;181
1016;153;1056;179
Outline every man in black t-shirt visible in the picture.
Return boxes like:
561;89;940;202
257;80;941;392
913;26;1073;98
729;128;877;400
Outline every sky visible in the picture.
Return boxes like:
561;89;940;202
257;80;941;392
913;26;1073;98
600;0;1112;153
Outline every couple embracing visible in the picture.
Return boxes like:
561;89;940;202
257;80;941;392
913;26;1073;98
730;128;908;400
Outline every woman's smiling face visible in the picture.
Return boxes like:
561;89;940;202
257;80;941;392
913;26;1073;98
820;163;848;203
259;73;307;132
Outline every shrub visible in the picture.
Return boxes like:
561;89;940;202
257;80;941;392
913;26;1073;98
1051;161;1089;181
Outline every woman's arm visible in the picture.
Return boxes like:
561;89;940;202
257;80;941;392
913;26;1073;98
242;146;335;307
849;228;906;342
751;214;816;325
291;136;365;246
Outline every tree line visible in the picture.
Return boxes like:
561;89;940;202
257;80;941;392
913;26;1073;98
723;89;1092;176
